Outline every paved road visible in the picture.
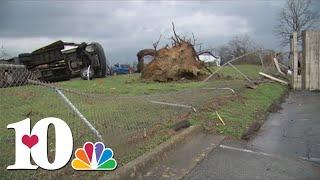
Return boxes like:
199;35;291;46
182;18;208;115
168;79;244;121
251;91;320;164
185;91;320;180
137;132;225;180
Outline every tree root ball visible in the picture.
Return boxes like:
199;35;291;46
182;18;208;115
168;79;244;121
141;41;203;82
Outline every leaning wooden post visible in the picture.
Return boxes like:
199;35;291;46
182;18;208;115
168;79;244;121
291;32;301;90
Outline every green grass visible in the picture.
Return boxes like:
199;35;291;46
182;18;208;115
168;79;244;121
190;82;287;138
220;83;286;137
58;74;201;96
57;65;262;96
209;64;262;79
0;65;287;179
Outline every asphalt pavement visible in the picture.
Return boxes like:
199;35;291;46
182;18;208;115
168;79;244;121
185;91;320;180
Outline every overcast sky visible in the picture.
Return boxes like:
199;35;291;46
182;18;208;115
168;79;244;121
0;0;319;64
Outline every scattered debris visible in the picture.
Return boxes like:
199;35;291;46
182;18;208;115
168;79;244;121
245;82;257;89
0;64;28;87
143;128;147;138
149;100;197;112
273;57;285;75
202;87;235;94
258;53;264;68
253;78;271;85
215;111;225;126
259;72;289;85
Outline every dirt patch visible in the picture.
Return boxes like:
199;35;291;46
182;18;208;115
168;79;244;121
207;73;221;80
126;123;165;146
200;73;235;81
96;78;105;86
172;120;191;131
241;122;262;140
268;101;283;113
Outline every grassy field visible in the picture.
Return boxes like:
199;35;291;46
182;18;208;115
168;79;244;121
58;73;201;95
0;64;287;179
209;64;263;80
57;65;262;95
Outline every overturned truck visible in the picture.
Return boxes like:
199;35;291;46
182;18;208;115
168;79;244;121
18;40;111;81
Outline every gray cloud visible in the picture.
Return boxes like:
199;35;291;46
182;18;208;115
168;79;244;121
1;0;317;64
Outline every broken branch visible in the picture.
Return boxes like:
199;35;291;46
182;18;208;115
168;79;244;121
273;57;285;75
216;111;225;126
259;72;289;85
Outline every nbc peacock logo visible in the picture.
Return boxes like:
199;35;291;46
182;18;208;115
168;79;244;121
71;142;117;170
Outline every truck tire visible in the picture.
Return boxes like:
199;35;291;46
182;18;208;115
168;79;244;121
91;42;109;77
80;67;94;80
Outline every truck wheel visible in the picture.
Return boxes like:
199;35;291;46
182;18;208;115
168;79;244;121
91;42;109;77
80;67;94;80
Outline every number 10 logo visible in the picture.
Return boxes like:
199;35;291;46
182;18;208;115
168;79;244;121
7;118;73;170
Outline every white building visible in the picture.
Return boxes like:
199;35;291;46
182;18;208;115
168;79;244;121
198;54;221;66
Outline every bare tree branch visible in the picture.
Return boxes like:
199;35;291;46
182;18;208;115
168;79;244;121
191;32;196;45
153;34;162;50
274;0;319;46
172;22;182;44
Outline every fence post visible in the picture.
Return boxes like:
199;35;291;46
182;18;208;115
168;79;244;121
291;32;301;90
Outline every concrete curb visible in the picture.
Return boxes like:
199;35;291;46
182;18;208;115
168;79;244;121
100;125;203;180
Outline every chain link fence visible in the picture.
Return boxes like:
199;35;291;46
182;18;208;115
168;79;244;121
0;63;248;179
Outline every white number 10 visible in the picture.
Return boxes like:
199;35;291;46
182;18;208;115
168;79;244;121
7;117;73;170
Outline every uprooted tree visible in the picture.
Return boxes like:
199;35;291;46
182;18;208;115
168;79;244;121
138;23;203;82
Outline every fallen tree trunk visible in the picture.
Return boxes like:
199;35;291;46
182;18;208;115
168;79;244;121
136;49;156;73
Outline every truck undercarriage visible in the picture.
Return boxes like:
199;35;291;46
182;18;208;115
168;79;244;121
18;40;111;81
